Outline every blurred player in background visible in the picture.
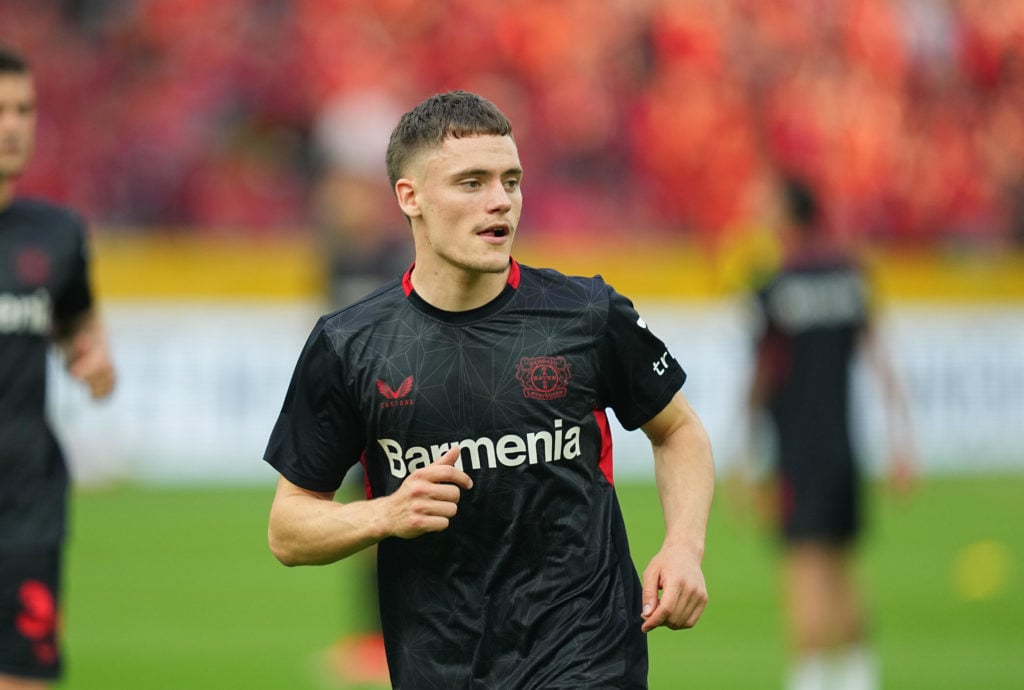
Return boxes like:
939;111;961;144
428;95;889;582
0;46;116;690
739;175;915;690
312;88;413;313
308;88;412;686
265;90;714;688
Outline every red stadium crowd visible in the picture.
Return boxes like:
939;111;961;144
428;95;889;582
4;0;1024;247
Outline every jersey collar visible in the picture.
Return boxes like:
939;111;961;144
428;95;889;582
402;258;521;296
402;258;521;324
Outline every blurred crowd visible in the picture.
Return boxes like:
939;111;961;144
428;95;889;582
4;0;1024;248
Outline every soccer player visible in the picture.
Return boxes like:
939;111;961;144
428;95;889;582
265;90;714;688
740;176;915;690
0;46;116;689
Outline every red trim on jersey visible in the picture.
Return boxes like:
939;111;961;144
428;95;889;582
402;259;520;296
507;258;521;288
360;453;374;499
402;265;415;296
594;409;614;485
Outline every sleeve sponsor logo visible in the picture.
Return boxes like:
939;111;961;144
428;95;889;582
652;349;674;376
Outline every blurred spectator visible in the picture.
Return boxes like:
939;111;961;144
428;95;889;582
310;87;410;307
1;0;1023;246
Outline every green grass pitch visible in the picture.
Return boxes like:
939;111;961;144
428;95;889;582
57;474;1023;689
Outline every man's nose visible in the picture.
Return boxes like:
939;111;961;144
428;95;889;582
486;180;512;212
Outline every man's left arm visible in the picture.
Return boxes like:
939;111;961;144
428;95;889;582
639;390;714;633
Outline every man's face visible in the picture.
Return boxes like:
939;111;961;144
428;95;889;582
0;72;36;181
401;134;523;275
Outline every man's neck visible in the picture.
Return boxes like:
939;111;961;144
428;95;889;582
409;261;510;312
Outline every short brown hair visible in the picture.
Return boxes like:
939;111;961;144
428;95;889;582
385;91;512;188
0;45;29;74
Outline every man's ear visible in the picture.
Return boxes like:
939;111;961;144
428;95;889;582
395;179;421;218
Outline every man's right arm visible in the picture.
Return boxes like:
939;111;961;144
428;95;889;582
268;445;473;566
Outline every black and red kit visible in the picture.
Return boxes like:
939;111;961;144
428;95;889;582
266;259;687;689
752;254;869;544
1;198;94;679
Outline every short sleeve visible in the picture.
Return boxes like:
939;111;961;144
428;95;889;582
264;319;365;492
598;285;686;430
52;214;94;328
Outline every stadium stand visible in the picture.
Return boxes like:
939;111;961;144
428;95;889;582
1;0;1023;246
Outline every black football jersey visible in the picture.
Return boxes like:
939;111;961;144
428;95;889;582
0;198;94;551
266;260;686;689
753;256;869;470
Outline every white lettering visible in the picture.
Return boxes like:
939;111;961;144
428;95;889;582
380;418;584;478
378;438;407;478
0;290;51;335
652;350;672;376
496;434;527;466
407;445;432;473
563;425;581;458
459;437;497;470
526;430;552;464
769;274;865;332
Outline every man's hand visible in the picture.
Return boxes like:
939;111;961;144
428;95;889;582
385;446;473;539
886;449;917;499
640;545;708;633
65;325;115;400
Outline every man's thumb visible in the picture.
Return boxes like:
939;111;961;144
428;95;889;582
436;445;461;466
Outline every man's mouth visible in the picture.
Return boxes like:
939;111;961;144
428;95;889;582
478;225;510;239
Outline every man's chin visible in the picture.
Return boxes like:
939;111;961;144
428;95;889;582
481;256;514;274
464;250;513;275
0;160;28;178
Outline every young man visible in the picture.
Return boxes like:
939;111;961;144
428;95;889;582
265;90;714;689
0;46;116;689
742;176;915;690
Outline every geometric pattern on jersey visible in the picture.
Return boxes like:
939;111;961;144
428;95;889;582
266;260;686;688
1;198;93;551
